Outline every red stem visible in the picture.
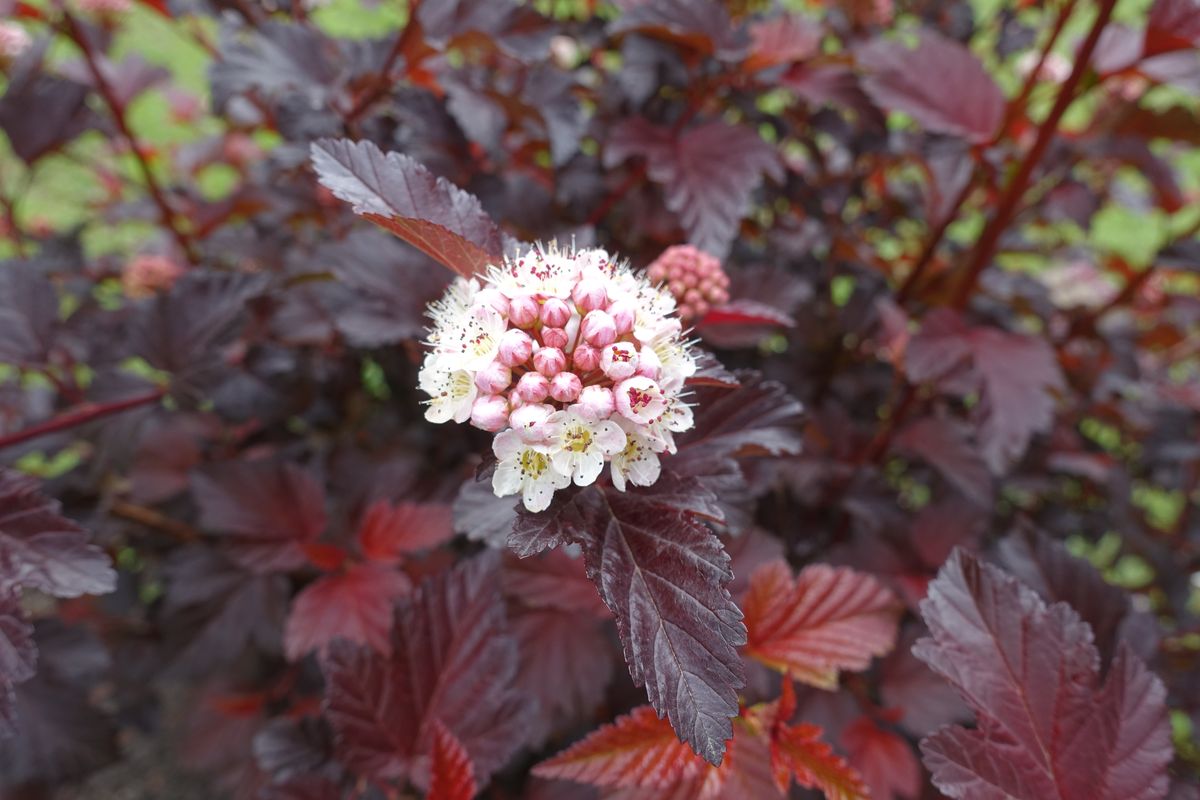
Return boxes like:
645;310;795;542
950;0;1118;310
343;1;422;125
0;389;164;451
61;11;199;265
894;166;976;304
998;0;1076;140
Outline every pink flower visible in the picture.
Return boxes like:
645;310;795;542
541;327;569;350
581;310;617;348
470;395;510;432
474;361;512;394
600;342;640;381
615;376;667;425
572;277;608;312
515;372;550;404
497;329;534;367
548;371;582;403
575;386;615;421
572;343;600;373
533;347;567;377
508;294;540;327
541;297;572;327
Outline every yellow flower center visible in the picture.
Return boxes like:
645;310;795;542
520;449;550;478
564;424;592;453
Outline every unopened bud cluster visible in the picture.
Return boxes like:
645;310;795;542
419;244;697;512
645;245;730;322
0;23;31;63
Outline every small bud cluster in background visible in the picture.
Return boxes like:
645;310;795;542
419;244;697;511
645;244;730;323
0;22;31;63
122;254;184;299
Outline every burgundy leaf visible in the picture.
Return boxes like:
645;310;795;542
744;14;822;71
608;0;749;60
161;547;289;676
252;715;334;784
284;563;411;660
572;481;746;765
674;372;805;464
698;300;796;329
858;29;1004;143
1146;0;1200;57
879;625;970;738
915;550;1172;800
502;549;609;617
511;607;614;746
427;720;478;800
311;139;506;279
322;552;531;788
0;469;116;598
997;527;1131;665
453;466;522;549
0;49;95;164
357;500;455;564
839;716;921;800
192;459;327;573
0;267;60;364
0;593;34;738
906;311;1064;472
604;119;782;257
893;417;993;507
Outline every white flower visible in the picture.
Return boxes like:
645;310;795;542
418;363;477;423
492;430;571;512
439;305;507;371
426;278;478;349
609;418;662;492
546;411;626;486
645;396;694;454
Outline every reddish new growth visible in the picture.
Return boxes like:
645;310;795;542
646;244;731;322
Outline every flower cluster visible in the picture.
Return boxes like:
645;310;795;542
122;254;184;298
0;22;31;63
646;245;730;322
419;244;698;511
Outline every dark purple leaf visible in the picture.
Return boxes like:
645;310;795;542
609;0;749;60
0;266;61;364
604;119;782;257
253;716;335;784
283;563;411;660
858;30;1004;143
0;470;116;599
0;47;95;164
915;550;1172;800
0;593;34;739
311;138;507;278
322;552;532;788
893;417;993;506
191;459;327;573
997;528;1131;665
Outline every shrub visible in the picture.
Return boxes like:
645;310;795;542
0;0;1198;798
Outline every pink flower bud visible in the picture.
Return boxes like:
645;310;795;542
711;288;729;305
575;386;615;421
572;343;600;372
581;310;617;348
682;272;698;288
608;299;636;335
541;327;569;350
474;361;512;394
549;371;582;402
515;371;550;403
572;277;608;312
647;264;665;282
636;344;662;380
508;294;540;327
541;297;572;327
533;347;567;377
476;288;509;316
693;299;710;318
615;376;667;424
510;403;554;443
600;342;640;381
469;395;509;432
669;280;685;298
563;312;582;351
498;329;534;366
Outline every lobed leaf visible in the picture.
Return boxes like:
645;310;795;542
191;459;327;574
0;470;116;599
311;138;506;279
915;550;1172;800
604;119;782;258
283;563;411;660
322;552;531;788
858;29;1004;143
